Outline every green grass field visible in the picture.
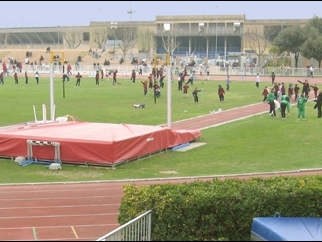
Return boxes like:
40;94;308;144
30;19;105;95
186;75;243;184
0;74;320;184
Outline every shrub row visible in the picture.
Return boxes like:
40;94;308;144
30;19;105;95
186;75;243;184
118;175;322;241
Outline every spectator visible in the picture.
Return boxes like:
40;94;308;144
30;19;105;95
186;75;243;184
46;46;51;53
103;59;110;66
307;65;314;78
119;57;124;65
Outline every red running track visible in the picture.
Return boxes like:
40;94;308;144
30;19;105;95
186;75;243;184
2;172;322;241
1;75;321;241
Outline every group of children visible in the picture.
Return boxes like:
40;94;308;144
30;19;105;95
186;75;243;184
0;71;39;85
262;79;319;120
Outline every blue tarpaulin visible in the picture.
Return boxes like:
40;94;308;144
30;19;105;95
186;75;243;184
251;217;322;241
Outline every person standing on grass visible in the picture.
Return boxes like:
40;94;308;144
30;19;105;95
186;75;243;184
100;69;104;80
218;84;225;103
141;79;148;95
192;87;202;103
112;69;118;85
280;95;291;120
2;62;8;77
297;93;308;120
262;86;269;102
226;75;231;91
281;82;286;96
130;69;136;83
159;74;165;89
148;74;153;89
314;90;322;118
153;82;161;98
14;72;18;85
273;82;279;100
35;71;39;84
310;83;319;100
95;71;100;86
269;71;275;85
183;82;189;98
75;72;82;87
178;72;184;91
294;83;300;102
255;73;260;88
25;71;28;84
266;88;276;117
287;83;293;102
0;72;4;85
186;71;195;85
298;79;310;98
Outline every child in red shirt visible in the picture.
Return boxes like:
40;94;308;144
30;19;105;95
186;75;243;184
262;86;269;102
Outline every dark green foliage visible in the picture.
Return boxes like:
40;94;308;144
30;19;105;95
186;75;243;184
119;175;322;241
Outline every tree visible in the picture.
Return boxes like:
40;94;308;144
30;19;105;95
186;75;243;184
306;15;322;34
62;30;82;49
115;26;138;60
273;25;307;68
269;46;281;66
92;26;110;49
243;27;274;68
300;15;322;68
159;23;181;54
301;36;322;68
138;29;154;54
243;24;278;68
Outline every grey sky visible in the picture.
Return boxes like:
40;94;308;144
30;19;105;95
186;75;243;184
2;1;321;28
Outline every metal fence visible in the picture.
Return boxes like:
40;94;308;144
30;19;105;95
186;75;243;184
96;210;152;241
2;63;321;78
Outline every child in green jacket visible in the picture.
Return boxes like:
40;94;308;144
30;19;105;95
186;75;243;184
280;95;290;120
297;93;308;120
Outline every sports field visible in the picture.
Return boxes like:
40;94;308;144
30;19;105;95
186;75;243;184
0;73;321;183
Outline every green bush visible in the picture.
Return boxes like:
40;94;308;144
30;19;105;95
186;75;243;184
118;175;322;241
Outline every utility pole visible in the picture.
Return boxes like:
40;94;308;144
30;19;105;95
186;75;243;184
127;1;135;58
166;52;172;128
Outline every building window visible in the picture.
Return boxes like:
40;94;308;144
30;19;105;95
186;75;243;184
83;32;90;41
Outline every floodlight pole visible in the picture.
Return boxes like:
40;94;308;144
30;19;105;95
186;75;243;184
49;64;55;121
127;9;133;57
215;5;219;61
167;56;172;128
